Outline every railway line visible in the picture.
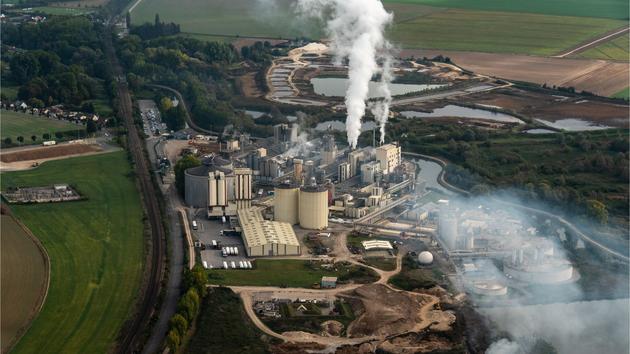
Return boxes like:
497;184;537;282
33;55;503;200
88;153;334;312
104;29;166;353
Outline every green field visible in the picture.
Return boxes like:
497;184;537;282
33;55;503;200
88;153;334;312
1;110;82;142
1;85;20;101
383;0;630;20
207;259;369;288
2;152;145;353
388;9;626;55
575;33;629;61
132;0;625;56
612;87;630;100
30;6;96;15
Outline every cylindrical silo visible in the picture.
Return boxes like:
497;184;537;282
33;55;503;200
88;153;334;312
274;183;300;224
299;184;328;230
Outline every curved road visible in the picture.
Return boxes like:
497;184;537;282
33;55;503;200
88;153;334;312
404;152;628;263
220;230;443;347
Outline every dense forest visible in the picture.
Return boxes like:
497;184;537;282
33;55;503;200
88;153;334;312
388;120;629;232
1;17;111;110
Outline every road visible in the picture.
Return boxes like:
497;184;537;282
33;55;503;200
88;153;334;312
146;84;218;136
554;26;630;58
104;29;167;354
142;185;186;354
405;152;629;263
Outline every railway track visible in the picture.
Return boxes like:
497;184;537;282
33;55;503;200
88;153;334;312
103;30;166;353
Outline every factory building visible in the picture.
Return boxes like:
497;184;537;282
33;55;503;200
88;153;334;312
299;184;329;230
338;162;351;182
361;161;381;184
183;155;253;216
234;168;253;210
273;123;298;144
274;182;300;224
321;134;337;165
376;143;401;175
184;156;233;208
246;148;267;171
238;208;301;256
348;149;367;177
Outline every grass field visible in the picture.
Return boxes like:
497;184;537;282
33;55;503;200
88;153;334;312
575;33;629;61
388;9;626;55
1;110;82;142
208;259;365;288
383;0;629;20
1;85;20;101
0;215;48;353
31;6;96;15
131;0;625;56
612;87;630;100
1;152;145;353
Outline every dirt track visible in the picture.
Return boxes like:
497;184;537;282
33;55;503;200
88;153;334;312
400;49;629;96
219;230;455;349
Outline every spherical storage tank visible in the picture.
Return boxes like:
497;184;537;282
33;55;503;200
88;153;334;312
274;182;300;225
299;184;328;230
418;251;434;265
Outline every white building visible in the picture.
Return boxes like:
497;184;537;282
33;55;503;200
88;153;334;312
376;143;401;175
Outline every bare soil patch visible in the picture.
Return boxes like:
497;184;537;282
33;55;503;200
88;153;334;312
400;49;629;96
342;284;436;338
459;88;629;127
0;214;49;353
1;144;101;163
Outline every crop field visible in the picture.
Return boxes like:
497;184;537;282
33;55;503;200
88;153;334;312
388;9;626;56
1;152;145;353
575;33;629;61
382;0;629;20
132;0;625;56
1;110;81;142
0;215;48;353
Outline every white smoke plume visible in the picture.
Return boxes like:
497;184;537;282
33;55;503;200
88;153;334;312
296;0;394;148
486;339;521;354
370;52;393;144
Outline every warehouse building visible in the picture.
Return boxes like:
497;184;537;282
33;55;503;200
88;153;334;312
238;208;301;256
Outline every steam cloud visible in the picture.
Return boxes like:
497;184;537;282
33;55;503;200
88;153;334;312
296;0;394;148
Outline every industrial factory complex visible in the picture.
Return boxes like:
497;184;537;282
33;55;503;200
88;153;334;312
175;119;577;300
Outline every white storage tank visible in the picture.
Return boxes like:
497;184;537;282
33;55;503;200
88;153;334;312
418;251;434;265
274;182;300;224
299;184;328;230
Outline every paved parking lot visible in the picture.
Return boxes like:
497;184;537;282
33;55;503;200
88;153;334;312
138;99;166;136
188;210;251;269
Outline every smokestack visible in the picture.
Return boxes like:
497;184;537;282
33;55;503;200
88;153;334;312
518;249;524;265
293;158;303;185
297;0;394;148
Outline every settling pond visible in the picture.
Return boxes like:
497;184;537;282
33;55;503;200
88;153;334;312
310;77;444;98
535;118;611;131
400;105;524;124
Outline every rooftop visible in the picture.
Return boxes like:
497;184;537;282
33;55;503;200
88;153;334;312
238;208;300;248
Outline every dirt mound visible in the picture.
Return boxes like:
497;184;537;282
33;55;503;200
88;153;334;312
344;284;436;338
320;320;344;337
270;341;325;354
1;144;101;163
377;333;455;354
